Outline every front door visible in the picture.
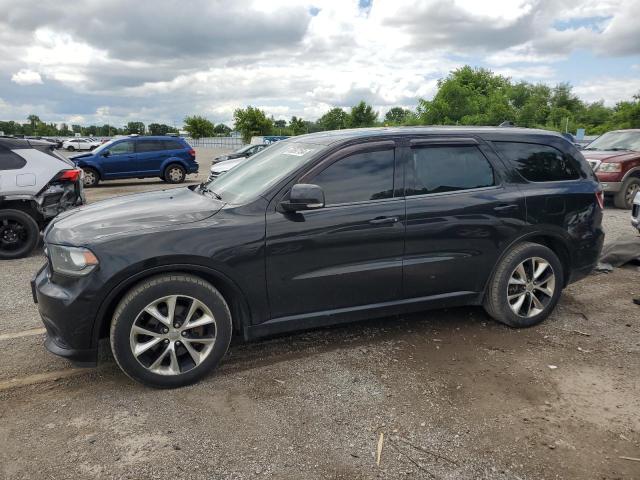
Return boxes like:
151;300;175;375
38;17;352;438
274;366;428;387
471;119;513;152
402;138;526;299
265;141;405;319
101;140;137;178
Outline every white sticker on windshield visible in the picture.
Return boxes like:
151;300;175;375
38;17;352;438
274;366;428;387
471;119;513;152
282;146;314;157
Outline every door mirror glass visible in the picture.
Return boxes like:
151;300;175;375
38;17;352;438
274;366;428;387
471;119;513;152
102;150;110;157
281;184;325;212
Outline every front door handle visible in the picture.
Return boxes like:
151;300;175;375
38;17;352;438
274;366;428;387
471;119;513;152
493;204;519;213
369;216;399;225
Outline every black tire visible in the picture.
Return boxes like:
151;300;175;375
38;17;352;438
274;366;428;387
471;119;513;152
163;163;186;183
110;274;232;388
0;209;40;260
613;176;640;209
483;242;563;328
67;146;75;151
82;167;100;187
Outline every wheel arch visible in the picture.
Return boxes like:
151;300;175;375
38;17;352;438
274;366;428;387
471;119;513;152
161;158;189;173
94;264;252;346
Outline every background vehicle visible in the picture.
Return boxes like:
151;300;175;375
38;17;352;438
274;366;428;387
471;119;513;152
632;192;640;232
0;137;84;259
62;138;100;152
208;156;247;181
212;143;268;164
71;135;198;187
582;129;640;208
33;127;603;387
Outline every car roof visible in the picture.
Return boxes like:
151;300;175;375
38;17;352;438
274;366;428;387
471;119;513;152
0;137;52;149
132;136;185;141
289;126;566;146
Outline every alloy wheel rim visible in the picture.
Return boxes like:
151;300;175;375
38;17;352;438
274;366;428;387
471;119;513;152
626;183;639;205
507;257;555;318
129;295;217;375
169;168;183;181
84;171;95;185
0;218;27;252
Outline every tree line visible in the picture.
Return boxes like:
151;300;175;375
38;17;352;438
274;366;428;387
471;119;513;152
3;66;639;142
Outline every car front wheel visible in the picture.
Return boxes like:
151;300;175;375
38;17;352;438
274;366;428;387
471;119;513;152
67;146;75;151
483;242;563;328
110;274;232;388
82;167;100;187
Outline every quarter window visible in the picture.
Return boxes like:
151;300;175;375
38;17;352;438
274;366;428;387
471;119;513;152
162;140;182;150
407;145;494;196
492;142;580;182
311;149;395;205
0;146;27;170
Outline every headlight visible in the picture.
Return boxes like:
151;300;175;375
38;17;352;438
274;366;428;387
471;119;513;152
598;162;621;173
48;244;99;276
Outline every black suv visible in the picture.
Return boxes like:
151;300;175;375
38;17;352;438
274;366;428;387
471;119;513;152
32;127;604;387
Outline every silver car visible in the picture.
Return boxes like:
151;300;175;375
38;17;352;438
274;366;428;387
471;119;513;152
0;137;85;259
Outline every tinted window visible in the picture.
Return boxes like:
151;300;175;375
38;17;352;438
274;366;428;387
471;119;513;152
108;141;134;155
493;142;580;182
137;140;165;153
311;149;395;204
162;140;183;150
0;146;27;170
408;146;494;196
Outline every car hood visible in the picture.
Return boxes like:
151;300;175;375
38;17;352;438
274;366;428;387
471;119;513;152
69;152;94;161
210;157;245;173
45;187;224;245
581;150;639;162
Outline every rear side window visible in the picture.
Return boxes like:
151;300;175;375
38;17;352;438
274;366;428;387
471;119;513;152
137;140;165;153
493;142;580;182
407;145;494;196
0;146;27;170
311;149;395;205
162;140;183;150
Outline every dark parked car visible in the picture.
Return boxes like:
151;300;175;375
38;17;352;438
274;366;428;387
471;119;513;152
582;129;640;208
32;127;604;387
71;135;198;187
212;143;268;164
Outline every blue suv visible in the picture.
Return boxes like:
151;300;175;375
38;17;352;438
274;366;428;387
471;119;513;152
71;135;198;187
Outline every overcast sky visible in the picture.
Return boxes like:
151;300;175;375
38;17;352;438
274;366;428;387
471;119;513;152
1;0;639;127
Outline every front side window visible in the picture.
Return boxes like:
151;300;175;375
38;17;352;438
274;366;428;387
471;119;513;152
407;145;494;196
311;149;395;205
492;142;580;182
108;141;134;155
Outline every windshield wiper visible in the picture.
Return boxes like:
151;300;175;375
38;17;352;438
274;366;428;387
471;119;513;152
198;183;222;200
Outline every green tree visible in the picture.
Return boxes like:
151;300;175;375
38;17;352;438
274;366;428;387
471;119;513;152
288;116;306;135
233;106;273;142
183;115;215;139
384;107;412;125
125;121;145;135
27;114;41;134
348;101;378;128
213;123;232;136
148;123;176;135
317;107;349;130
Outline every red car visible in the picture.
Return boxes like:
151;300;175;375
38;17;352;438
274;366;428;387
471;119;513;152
582;129;640;208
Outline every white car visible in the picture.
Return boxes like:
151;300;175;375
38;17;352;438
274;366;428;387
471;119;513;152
632;191;640;232
208;156;247;182
62;138;101;152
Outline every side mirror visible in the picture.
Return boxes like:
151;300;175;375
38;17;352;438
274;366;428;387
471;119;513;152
102;150;110;157
280;184;325;212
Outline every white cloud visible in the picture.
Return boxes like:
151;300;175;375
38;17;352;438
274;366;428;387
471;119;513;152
11;68;42;85
574;77;640;105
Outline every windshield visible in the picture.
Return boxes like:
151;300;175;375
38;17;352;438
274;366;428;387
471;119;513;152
235;144;255;154
92;139;117;154
584;131;640;152
204;140;326;204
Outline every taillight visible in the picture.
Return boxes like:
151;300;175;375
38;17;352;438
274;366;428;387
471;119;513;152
54;169;82;183
188;149;196;157
595;190;604;209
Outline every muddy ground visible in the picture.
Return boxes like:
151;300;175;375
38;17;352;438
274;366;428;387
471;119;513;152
0;165;639;479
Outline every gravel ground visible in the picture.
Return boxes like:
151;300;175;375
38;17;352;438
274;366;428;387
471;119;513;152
0;169;639;479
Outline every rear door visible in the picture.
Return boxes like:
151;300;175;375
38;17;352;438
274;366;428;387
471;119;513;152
265;140;405;319
136;139;170;175
101;140;137;178
402;137;526;300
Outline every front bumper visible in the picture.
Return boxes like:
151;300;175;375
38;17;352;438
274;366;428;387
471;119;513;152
599;181;622;193
31;263;99;366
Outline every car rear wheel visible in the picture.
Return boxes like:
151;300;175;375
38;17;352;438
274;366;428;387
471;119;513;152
82;167;100;187
110;274;232;388
0;209;40;260
613;176;640;209
164;164;186;183
483;242;563;328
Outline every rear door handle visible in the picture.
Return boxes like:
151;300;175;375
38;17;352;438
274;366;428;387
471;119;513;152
369;216;399;225
494;204;519;212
